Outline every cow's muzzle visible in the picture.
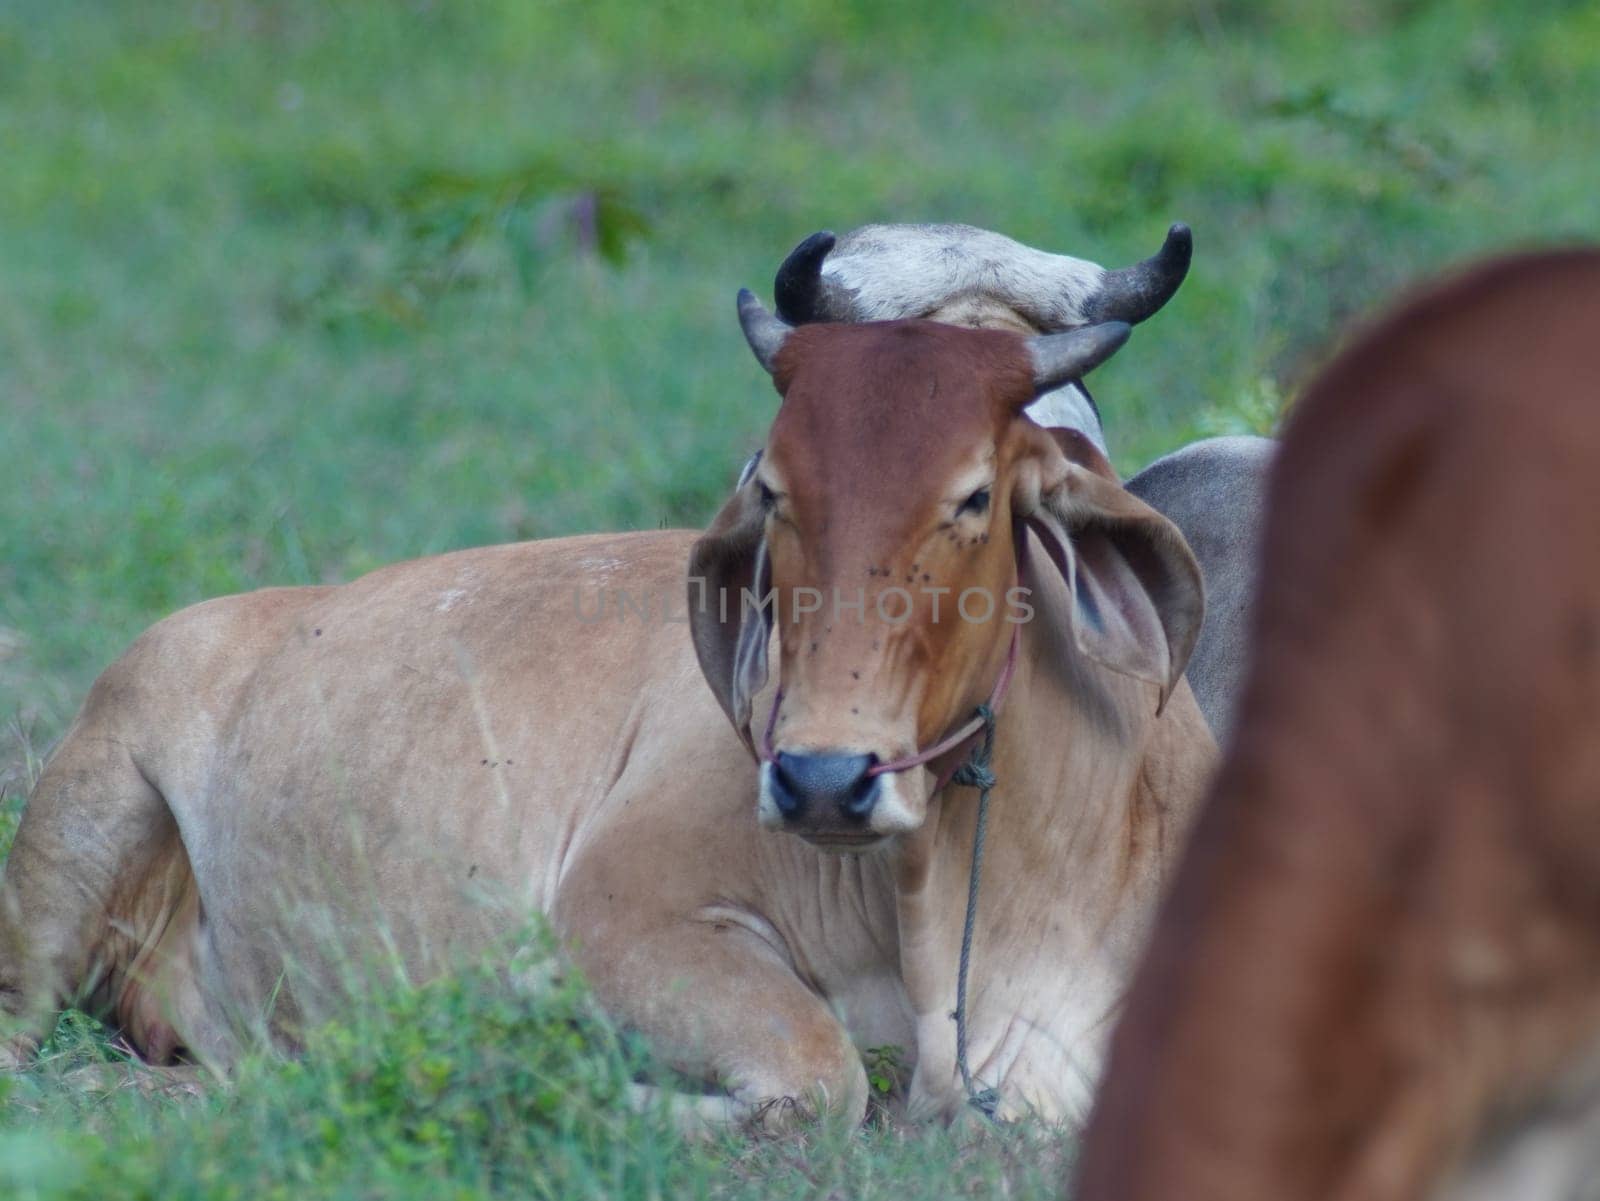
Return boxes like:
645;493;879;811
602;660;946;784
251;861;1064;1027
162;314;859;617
769;751;879;823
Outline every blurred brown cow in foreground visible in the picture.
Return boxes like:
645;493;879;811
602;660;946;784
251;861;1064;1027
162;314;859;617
1073;249;1600;1200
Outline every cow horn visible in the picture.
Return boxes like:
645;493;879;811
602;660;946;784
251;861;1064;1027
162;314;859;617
1083;224;1192;325
773;231;837;324
737;289;794;374
1027;322;1132;394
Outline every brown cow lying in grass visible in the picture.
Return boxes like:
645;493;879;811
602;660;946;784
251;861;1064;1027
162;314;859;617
0;300;1217;1129
1072;248;1600;1199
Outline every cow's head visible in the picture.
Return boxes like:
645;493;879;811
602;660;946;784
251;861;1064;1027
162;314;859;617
689;298;1203;850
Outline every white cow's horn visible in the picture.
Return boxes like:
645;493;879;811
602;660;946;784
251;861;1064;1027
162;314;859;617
1083;224;1193;326
773;231;837;325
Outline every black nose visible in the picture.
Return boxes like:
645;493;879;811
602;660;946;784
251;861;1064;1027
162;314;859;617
770;752;879;821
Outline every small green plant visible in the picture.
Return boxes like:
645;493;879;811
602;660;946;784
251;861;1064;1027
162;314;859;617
861;1043;908;1099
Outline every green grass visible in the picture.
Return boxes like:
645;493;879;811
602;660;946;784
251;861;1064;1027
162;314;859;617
0;924;1076;1201
1;0;1596;1195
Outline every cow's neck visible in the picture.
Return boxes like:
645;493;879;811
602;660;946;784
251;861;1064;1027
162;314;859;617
892;617;1210;1123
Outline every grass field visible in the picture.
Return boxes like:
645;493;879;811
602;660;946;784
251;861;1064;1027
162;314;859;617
1;1;1596;1195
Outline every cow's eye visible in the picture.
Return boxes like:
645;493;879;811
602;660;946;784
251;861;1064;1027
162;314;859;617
958;488;991;517
757;481;778;510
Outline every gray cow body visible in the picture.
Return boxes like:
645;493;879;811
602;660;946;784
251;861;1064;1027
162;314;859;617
1125;435;1272;743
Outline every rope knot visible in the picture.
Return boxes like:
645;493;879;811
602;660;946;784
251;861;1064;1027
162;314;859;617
950;759;995;790
969;1087;1001;1120
949;703;997;790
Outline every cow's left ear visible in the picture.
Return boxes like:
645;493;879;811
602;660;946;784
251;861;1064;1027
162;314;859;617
688;468;773;753
1022;430;1205;711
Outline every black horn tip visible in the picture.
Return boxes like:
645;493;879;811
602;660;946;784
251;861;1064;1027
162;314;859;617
1103;319;1135;347
735;287;766;334
1162;222;1193;269
774;230;836;324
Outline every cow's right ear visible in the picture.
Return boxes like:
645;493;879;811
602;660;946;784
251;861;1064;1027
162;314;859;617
688;469;773;754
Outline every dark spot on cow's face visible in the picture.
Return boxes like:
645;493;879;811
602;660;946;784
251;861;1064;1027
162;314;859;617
851;670;860;680
314;628;322;637
468;864;478;878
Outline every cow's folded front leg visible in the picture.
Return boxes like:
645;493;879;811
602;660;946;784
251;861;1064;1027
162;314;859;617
603;926;866;1132
555;891;867;1132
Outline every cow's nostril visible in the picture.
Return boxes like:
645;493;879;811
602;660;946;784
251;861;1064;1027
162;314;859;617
769;758;806;819
772;752;878;822
837;764;880;820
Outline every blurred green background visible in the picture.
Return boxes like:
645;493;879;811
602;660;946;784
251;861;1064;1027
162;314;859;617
2;0;1596;743
0;3;1596;1195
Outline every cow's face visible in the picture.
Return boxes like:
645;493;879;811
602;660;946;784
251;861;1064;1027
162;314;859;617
753;323;1051;846
690;305;1203;850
